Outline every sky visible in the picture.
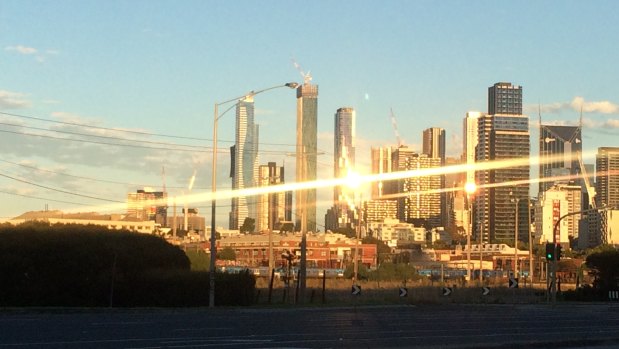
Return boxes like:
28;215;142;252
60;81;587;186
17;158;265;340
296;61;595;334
1;1;619;228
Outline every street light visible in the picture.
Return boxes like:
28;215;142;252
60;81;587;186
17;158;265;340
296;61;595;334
464;182;476;282
209;82;298;308
510;190;520;280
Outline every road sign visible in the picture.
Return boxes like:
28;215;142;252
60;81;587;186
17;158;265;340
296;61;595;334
509;278;519;289
399;287;408;297
442;287;452;296
351;285;361;295
482;287;490;296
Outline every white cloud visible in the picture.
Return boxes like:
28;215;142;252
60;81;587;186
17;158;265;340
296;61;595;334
603;119;619;129
533;96;619;115
5;45;37;55
0;90;31;109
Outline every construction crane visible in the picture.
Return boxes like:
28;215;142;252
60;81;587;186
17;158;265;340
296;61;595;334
389;108;403;147
291;58;312;84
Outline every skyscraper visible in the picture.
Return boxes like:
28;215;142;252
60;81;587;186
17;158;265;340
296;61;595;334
370;146;392;199
422;127;446;226
331;107;356;230
463;111;482;186
256;162;290;232
334;107;356;202
476;82;530;243
422;127;446;161
230;97;259;230
539;124;582;193
488;82;523;115
596;147;619;208
296;82;319;232
403;153;442;227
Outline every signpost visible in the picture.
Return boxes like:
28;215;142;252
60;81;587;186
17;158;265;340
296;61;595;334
442;287;452;296
399;288;408;297
482;287;490;296
351;285;361;296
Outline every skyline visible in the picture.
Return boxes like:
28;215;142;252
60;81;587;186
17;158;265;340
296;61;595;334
2;1;619;226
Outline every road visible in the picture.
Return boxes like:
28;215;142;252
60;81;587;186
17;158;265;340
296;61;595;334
1;304;618;348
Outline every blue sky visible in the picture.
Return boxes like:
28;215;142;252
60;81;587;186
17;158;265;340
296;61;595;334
1;1;619;227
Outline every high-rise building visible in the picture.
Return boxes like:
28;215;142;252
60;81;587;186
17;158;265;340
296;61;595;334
488;82;523;115
403;153;442;227
463;111;482;186
476;82;530;243
296;83;319;232
596;147;619;208
334;107;356;202
422;127;446;226
422;127;445;160
539;124;582;193
230;98;259;230
370;147;392;199
256;162;290;232
389;146;417;221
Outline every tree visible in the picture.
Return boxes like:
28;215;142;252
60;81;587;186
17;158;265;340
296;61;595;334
279;222;294;233
585;247;619;293
239;217;255;234
218;247;236;261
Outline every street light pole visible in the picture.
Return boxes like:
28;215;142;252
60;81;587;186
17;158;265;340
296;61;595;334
464;182;476;283
514;197;519;279
209;82;298;308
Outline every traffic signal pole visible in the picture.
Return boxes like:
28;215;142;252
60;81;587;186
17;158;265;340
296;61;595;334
550;206;616;304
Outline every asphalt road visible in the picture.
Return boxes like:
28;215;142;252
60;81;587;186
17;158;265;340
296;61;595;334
1;304;619;348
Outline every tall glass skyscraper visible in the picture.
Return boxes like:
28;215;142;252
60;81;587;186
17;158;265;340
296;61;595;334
296;83;318;232
230;97;259;230
334;107;356;202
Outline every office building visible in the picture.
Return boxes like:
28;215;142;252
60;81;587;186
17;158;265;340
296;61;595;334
230;98;259;230
463;111;482;186
476;82;530;243
535;184;582;245
256;162;291;232
539;124;582;193
596;147;619;208
296;82;319;232
370;147;392;199
422;127;446;226
403;153;442;227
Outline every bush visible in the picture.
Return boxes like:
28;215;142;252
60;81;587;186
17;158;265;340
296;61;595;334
0;222;255;307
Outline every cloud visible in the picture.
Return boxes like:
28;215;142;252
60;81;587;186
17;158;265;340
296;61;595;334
531;96;619;115
5;45;37;55
0;90;31;109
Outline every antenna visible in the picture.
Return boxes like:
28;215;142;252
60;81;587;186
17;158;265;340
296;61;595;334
389;108;403;147
291;57;312;84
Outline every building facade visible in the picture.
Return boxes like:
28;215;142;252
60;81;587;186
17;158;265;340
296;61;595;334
403;153;442;227
127;188;167;225
596;147;619;208
422;127;446;226
296;83;319;233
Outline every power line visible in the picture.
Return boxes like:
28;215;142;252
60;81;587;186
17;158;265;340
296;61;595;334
0;128;300;155
0;189;92;207
0;111;300;147
0;171;124;203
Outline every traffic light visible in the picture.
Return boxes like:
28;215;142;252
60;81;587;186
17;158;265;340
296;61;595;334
556;244;562;261
545;243;554;261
